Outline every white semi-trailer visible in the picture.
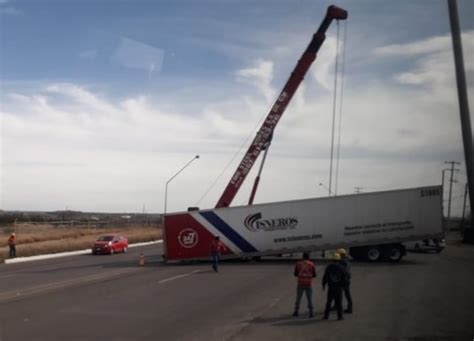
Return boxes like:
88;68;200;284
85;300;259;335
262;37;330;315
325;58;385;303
163;186;444;262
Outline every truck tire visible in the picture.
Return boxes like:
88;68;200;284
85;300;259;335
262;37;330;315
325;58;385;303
365;246;381;262
382;244;404;262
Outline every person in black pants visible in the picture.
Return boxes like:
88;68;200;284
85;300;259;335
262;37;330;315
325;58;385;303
337;248;353;313
322;253;348;320
8;233;16;258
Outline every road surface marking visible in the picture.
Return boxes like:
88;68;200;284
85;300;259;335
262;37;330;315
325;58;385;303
158;269;201;284
0;268;139;303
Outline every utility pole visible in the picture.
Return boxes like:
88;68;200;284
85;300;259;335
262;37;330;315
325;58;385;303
448;0;474;233
442;169;449;205
445;161;460;230
442;169;449;219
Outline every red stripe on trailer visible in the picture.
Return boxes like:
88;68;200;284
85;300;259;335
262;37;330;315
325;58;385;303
164;213;233;261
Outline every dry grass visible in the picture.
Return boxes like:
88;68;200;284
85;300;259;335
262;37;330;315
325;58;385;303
0;224;162;263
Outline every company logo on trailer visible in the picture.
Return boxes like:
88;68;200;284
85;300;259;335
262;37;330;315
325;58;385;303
244;213;298;232
178;228;199;248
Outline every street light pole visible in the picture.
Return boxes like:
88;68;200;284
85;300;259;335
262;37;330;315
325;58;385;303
164;155;200;216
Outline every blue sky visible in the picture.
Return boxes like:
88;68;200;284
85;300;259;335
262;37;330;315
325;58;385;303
1;0;473;215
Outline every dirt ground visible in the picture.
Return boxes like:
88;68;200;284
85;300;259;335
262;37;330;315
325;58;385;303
0;223;162;263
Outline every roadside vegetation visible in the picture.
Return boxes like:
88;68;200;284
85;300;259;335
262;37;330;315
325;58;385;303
0;223;162;263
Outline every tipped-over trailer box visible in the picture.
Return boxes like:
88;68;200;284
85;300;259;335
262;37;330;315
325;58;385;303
163;185;444;262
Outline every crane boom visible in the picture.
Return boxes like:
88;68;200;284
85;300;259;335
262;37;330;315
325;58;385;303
215;5;348;208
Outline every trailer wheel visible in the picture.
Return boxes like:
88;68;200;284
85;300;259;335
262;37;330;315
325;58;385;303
365;246;381;262
384;244;404;262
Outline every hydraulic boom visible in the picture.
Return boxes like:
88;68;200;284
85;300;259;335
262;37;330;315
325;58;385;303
216;5;348;208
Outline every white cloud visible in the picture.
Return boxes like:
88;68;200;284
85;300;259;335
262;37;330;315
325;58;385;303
311;36;339;91
374;31;474;93
235;59;275;103
45;83;117;115
374;35;451;56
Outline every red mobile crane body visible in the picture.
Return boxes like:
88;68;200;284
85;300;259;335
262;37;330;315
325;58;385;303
215;5;348;208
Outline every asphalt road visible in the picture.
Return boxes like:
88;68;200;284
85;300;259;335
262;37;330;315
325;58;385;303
0;235;473;341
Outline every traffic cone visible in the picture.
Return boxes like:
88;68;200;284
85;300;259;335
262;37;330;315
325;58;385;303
139;253;145;267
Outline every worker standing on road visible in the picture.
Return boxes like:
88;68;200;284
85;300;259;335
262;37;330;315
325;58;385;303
293;252;316;318
322;253;347;320
8;233;16;258
336;248;353;314
210;236;225;272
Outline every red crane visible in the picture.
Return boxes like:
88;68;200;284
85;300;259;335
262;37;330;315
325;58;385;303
215;5;348;208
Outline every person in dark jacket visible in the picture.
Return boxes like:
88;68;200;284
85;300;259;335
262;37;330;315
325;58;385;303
322;253;348;320
337;248;353;313
293;252;317;318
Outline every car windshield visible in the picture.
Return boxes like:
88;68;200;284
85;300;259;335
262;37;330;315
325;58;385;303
97;236;114;242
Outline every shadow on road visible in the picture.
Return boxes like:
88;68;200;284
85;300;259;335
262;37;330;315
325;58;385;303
248;313;329;326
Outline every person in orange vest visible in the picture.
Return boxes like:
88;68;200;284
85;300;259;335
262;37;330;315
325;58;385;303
8;233;16;258
292;252;316;317
210;236;225;272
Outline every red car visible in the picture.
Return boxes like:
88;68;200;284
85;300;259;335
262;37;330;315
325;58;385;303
92;234;128;255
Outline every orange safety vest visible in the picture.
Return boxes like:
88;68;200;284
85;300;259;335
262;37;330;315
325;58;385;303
296;260;315;287
211;240;224;253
